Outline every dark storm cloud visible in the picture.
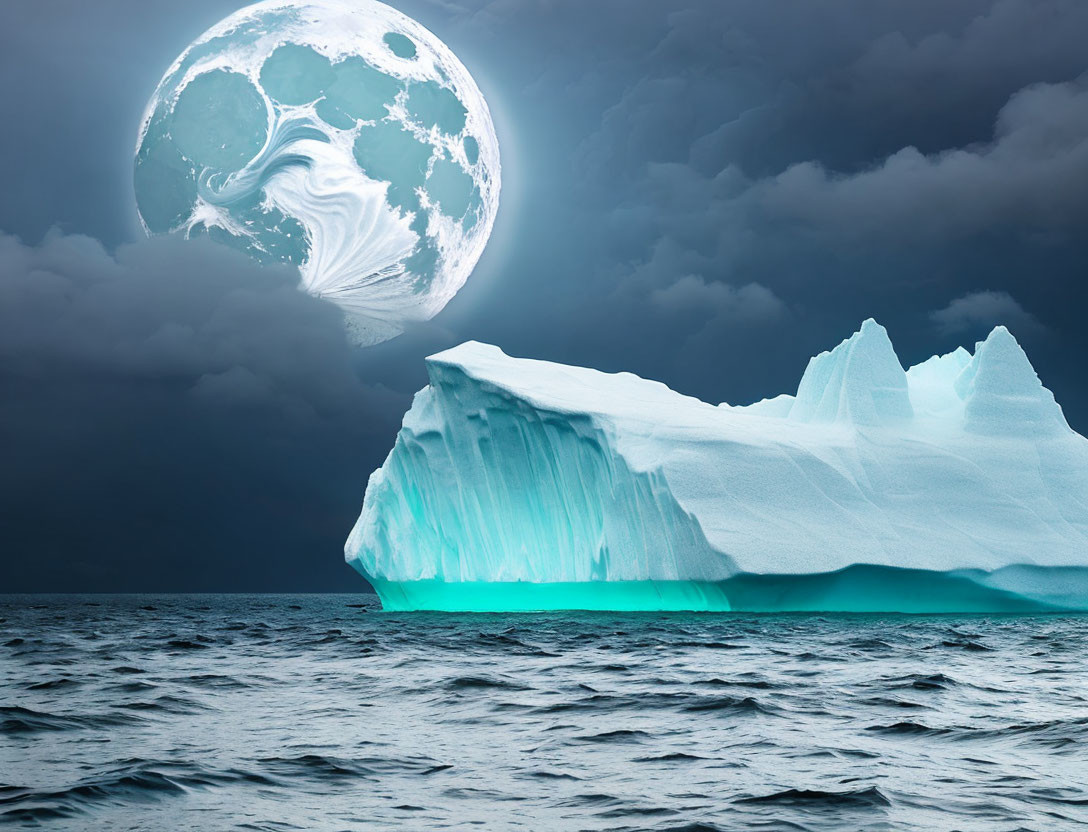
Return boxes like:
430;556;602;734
930;291;1044;339
557;0;1088;280
748;76;1088;242
0;232;407;590
649;276;786;324
0;233;357;405
2;0;1088;589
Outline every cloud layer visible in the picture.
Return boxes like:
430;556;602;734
0;232;405;590
930;291;1044;338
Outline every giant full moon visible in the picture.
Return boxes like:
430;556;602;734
134;0;500;345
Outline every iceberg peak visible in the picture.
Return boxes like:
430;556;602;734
789;318;913;426
954;326;1068;436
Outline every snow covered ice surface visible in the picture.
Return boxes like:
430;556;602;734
346;320;1088;611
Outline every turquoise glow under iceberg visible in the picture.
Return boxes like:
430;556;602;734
367;566;1088;613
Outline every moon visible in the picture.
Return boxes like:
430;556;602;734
134;0;500;345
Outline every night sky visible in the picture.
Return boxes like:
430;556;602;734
2;0;1086;591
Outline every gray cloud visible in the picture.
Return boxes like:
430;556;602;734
0;232;364;407
751;76;1088;242
0;232;406;590
930;291;1044;338
650;276;786;322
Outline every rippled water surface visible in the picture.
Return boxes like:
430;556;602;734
2;595;1087;830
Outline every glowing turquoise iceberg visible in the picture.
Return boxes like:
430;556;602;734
345;321;1088;611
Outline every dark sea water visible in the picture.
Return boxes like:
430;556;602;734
2;595;1086;831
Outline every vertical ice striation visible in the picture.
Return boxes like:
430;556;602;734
346;323;1088;611
348;346;726;587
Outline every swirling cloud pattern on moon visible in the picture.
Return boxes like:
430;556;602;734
134;0;500;345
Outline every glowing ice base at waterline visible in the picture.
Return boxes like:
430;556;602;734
346;321;1088;611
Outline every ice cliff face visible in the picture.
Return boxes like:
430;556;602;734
346;321;1088;611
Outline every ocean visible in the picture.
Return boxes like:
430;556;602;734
2;595;1086;830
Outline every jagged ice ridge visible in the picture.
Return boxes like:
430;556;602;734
346;320;1088;611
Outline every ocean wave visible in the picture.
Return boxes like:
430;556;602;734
3;594;1087;830
0;705;142;734
0;761;275;822
737;786;891;808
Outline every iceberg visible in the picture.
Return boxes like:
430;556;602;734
345;320;1088;611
